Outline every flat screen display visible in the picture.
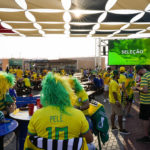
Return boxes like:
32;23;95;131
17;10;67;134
108;39;150;65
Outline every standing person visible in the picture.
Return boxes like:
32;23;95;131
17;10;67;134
118;66;128;121
109;70;130;134
135;65;150;142
24;73;93;149
125;74;136;117
16;66;23;80
103;67;111;102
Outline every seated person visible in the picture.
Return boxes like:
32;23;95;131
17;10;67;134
65;76;94;132
9;85;17;102
66;76;89;113
24;73;93;149
23;75;31;88
0;72;16;116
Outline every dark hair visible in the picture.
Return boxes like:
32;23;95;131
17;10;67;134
113;70;119;76
135;65;144;73
107;67;111;71
143;65;150;71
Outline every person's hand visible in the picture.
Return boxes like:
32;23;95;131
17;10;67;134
74;105;80;110
9;103;16;113
131;87;136;90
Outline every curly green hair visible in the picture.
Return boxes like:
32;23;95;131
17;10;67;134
40;73;77;113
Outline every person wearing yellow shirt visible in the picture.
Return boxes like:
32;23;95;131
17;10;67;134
118;66;128;106
16;66;23;80
125;74;136;117
23;75;31;88
9;67;13;74
32;72;37;80
67;77;89;116
103;67;111;102
109;70;130;135
25;69;30;77
24;73;93;149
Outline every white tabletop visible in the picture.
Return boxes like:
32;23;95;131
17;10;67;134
10;106;37;121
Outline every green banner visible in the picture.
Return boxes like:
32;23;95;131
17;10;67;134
9;59;22;66
108;39;150;65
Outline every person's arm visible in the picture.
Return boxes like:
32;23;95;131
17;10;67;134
136;85;148;93
82;130;93;143
122;82;128;97
80;100;89;111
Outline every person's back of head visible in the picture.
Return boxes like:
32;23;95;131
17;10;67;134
107;67;111;72
40;72;77;113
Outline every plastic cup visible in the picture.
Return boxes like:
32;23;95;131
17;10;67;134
36;98;41;109
28;104;34;116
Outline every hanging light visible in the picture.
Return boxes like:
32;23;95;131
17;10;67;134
61;0;71;10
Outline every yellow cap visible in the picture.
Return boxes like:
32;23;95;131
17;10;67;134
120;66;125;72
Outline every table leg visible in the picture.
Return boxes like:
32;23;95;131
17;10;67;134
0;136;4;150
15;128;19;150
97;132;102;150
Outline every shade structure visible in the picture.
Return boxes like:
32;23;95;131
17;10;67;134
0;0;150;39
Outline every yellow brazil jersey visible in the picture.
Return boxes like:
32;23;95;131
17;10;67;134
27;106;89;140
32;73;37;80
9;68;13;74
125;78;136;96
25;70;30;76
24;78;31;87
109;80;121;104
16;69;23;79
118;74;126;84
103;72;110;85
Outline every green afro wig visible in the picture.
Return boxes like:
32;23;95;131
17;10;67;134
40;72;76;113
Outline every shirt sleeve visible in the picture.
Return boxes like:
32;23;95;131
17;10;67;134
80;112;89;134
141;76;148;87
27;113;37;136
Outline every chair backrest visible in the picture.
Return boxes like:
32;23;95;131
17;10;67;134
29;136;83;150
